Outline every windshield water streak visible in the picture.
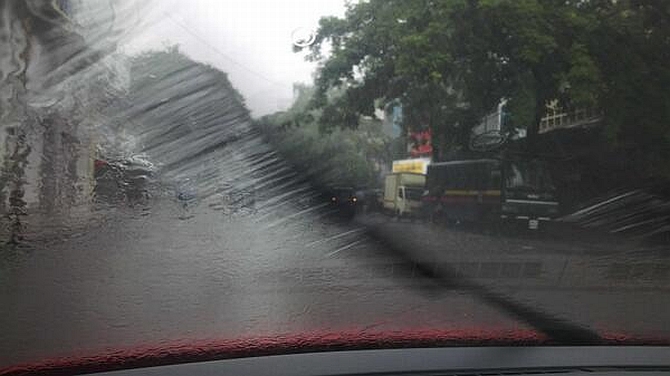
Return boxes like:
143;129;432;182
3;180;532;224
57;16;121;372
1;0;669;373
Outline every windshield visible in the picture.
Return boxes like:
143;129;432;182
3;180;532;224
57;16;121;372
2;0;669;374
405;188;424;201
505;160;556;196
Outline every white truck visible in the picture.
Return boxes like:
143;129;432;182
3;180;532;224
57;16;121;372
383;172;426;217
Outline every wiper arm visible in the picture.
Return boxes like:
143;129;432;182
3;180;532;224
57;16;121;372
366;226;603;345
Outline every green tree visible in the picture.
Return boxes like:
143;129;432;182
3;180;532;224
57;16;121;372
302;0;670;167
256;85;389;189
585;0;670;175
122;46;250;163
303;1;602;150
449;1;605;147
305;0;468;157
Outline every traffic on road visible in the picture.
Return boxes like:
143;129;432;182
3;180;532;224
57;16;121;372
1;1;669;375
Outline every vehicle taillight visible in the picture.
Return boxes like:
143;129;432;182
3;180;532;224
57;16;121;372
94;159;108;169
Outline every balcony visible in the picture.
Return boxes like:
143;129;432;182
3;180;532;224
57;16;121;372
539;107;602;134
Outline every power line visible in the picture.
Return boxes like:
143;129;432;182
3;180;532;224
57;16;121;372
162;11;285;88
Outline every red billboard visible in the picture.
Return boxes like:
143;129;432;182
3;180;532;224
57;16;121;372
409;129;433;158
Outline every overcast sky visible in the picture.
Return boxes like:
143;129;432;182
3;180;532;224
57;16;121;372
122;0;346;117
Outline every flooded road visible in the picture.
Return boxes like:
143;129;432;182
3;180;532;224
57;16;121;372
2;192;669;368
1;198;536;367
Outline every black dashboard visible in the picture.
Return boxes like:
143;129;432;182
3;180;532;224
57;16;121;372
92;346;670;376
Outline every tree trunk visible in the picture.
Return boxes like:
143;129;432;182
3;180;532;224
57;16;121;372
526;104;542;154
527;74;545;154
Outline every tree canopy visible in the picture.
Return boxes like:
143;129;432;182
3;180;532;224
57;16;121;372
256;84;389;189
301;0;670;163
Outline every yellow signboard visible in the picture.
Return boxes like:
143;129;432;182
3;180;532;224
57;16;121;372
392;158;430;174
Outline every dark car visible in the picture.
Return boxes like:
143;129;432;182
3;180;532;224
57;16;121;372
328;186;358;217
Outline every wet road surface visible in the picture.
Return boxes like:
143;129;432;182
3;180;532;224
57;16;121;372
360;214;670;341
2;196;669;369
1;1;669;373
1;200;531;368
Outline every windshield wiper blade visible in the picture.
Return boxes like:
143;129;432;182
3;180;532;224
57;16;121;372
366;227;603;345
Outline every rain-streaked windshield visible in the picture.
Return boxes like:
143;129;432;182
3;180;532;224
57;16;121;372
506;161;556;195
1;0;669;373
405;188;424;201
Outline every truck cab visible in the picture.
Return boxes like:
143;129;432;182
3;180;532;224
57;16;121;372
383;173;426;217
395;185;425;216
